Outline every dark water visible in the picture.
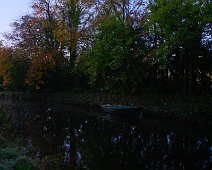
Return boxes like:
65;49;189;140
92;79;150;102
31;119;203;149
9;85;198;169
12;104;212;170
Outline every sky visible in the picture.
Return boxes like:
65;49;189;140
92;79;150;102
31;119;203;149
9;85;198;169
0;0;32;42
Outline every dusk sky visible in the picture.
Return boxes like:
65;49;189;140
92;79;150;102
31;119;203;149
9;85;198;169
0;0;32;41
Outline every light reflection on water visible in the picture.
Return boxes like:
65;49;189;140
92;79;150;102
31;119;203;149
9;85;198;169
12;104;211;170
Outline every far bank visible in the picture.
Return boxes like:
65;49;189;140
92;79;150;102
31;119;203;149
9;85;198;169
0;91;211;124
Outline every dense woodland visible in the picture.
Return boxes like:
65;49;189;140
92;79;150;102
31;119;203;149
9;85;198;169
0;0;211;94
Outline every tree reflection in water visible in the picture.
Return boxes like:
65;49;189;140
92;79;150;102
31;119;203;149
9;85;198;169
12;105;211;170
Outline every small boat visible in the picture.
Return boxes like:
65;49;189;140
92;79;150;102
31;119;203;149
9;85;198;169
100;104;143;116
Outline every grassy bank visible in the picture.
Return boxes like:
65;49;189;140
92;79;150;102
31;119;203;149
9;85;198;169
0;105;77;170
0;107;36;170
0;91;211;124
0;107;63;170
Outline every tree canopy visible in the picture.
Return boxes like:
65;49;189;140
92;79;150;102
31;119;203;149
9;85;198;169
0;0;211;94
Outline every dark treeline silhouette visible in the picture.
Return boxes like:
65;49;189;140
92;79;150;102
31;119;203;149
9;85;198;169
0;0;211;94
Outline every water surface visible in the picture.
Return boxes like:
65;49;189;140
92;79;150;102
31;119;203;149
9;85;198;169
11;103;212;170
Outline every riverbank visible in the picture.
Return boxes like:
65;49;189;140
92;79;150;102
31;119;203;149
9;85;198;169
0;106;67;170
0;107;35;170
0;92;211;124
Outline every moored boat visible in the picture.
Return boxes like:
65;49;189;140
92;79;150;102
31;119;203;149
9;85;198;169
100;104;143;116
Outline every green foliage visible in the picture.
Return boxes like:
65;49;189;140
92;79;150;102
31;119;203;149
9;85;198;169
14;157;35;170
0;149;35;170
0;148;20;160
80;15;146;93
149;0;212;46
0;137;7;149
81;16;125;83
147;0;212;93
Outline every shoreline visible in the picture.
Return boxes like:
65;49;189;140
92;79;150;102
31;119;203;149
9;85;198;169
0;91;211;124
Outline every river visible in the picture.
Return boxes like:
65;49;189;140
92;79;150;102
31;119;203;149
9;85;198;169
9;103;212;170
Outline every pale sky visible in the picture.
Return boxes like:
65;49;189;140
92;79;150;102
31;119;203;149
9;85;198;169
0;0;32;41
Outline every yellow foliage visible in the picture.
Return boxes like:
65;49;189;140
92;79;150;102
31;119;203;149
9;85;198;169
0;48;13;87
25;49;59;90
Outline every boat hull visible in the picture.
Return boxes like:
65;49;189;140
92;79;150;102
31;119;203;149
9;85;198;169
100;104;143;116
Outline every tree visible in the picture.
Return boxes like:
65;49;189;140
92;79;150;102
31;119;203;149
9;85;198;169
31;0;60;51
5;0;71;90
79;15;146;93
0;47;29;90
25;49;65;90
147;0;212;93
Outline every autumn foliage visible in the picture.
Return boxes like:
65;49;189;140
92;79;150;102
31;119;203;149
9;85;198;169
25;50;58;90
0;0;211;94
0;48;13;87
0;47;29;90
